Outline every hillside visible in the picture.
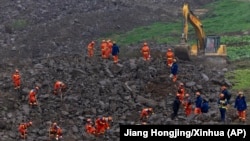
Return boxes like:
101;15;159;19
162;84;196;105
0;0;247;141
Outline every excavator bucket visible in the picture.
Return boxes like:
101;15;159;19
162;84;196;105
174;45;191;61
173;38;191;61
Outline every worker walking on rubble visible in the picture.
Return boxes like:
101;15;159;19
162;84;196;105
177;82;185;104
183;93;192;116
29;86;39;106
234;91;247;122
85;118;96;135
12;69;21;90
170;58;178;82
141;42;150;61
49;122;63;140
194;91;202;115
166;48;175;67
107;39;113;59
18;121;32;139
140;108;154;124
95;116;112;135
101;40;108;59
171;94;181;120
112;41;120;64
53;80;66;95
221;85;231;104
218;93;228;122
87;41;95;57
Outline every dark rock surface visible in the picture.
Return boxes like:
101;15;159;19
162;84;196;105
0;0;242;141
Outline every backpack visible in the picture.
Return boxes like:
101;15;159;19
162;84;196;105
201;101;209;113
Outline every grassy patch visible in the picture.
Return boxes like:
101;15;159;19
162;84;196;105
11;19;28;30
226;46;250;61
225;69;250;91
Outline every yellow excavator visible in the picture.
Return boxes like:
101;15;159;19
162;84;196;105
174;3;227;61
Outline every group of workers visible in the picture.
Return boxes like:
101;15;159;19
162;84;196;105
11;41;247;139
85;116;113;136
171;81;247;123
12;69;66;140
87;39;120;64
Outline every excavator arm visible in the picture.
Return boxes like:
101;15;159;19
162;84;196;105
182;3;206;52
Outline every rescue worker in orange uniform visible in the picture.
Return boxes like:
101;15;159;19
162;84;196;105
95;117;107;135
18;121;32;139
50;122;63;140
234;91;247;122
85;118;96;135
177;83;185;104
29;86;39;106
101;40;108;59
140;108;154;123
53;80;66;95
194;91;203;115
12;69;21;89
102;116;113;130
87;41;95;57
183;93;192;116
141;42;150;61
106;39;113;59
166;48;175;67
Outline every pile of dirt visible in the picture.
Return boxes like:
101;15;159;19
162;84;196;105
0;0;244;141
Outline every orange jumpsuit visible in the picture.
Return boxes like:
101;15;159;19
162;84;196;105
95;118;106;134
140;108;153;121
54;81;65;94
12;72;21;89
166;50;174;67
29;89;38;105
141;45;150;61
85;123;96;135
87;41;95;57
50;124;62;140
177;86;185;104
101;41;108;59
18;122;32;139
184;97;192;116
106;40;113;59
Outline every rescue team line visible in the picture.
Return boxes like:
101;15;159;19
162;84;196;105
124;129;224;138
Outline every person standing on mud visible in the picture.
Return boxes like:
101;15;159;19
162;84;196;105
171;94;181;120
170;58;178;82
111;41;119;64
166;48;175;67
218;93;228;122
141;42;150;61
87;41;95;57
234;91;247;122
12;69;21;90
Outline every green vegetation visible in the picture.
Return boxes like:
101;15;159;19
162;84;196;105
106;0;250;90
225;69;250;91
11;19;28;30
